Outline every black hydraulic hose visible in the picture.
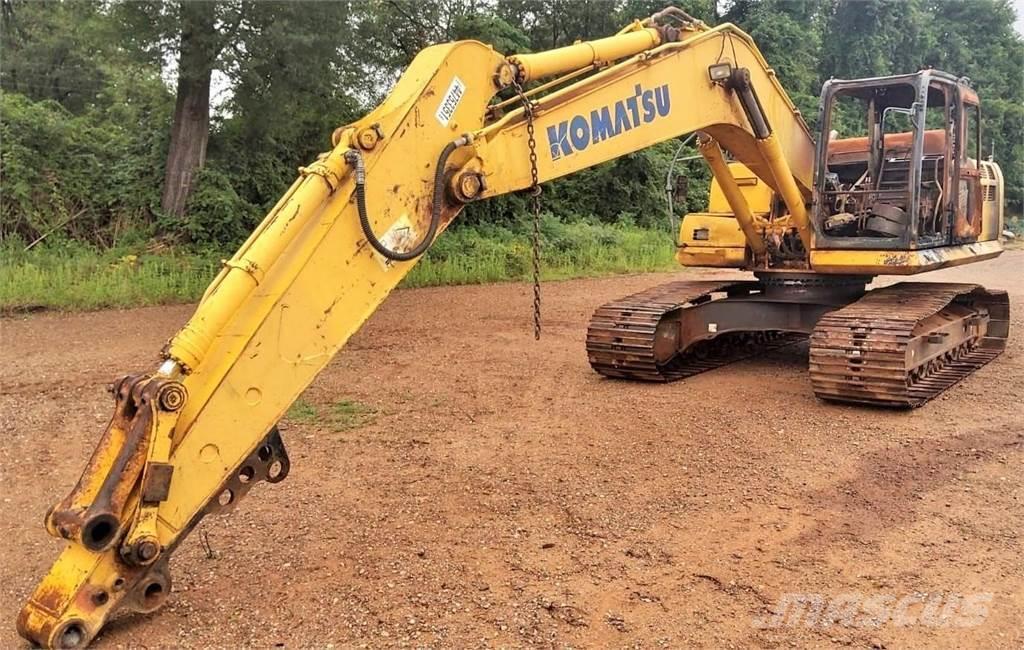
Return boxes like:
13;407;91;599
345;138;465;261
727;68;772;140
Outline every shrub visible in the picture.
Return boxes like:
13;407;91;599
0;91;168;246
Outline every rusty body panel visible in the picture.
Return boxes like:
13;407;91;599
953;162;985;241
808;69;1003;260
827;129;948;162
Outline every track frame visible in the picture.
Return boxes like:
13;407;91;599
587;277;1008;408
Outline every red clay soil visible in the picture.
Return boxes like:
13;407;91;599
1;252;1021;648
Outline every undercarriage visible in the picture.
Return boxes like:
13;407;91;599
586;275;1008;407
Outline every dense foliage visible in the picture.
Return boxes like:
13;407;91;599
1;0;1021;250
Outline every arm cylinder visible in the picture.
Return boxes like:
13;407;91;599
509;27;662;82
726;68;813;251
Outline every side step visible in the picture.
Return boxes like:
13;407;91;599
809;282;1009;408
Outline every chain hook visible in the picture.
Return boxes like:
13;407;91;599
511;78;543;341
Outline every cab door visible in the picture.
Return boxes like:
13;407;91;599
952;90;983;243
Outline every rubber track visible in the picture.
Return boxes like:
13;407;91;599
586;280;803;382
809;282;1009;408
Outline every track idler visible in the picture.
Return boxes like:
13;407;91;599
18;375;290;649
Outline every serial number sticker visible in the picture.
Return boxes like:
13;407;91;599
435;76;466;127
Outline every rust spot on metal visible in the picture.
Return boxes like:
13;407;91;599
140;462;174;503
73;584;102;614
47;375;187;557
47;374;150;550
27;583;67;616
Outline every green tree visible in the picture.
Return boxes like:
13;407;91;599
722;0;825;120
0;0;112;113
114;1;246;220
195;1;360;242
2;0;1020;248
0;0;172;243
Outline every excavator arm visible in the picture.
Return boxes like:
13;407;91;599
19;9;817;647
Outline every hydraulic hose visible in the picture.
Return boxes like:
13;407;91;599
345;136;468;261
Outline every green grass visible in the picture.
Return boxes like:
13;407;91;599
0;220;678;312
285;398;318;424
325;399;378;431
284;397;377;432
403;219;678;288
0;241;222;312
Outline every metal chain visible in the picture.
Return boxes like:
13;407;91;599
511;78;543;340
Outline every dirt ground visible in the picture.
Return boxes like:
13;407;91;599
1;252;1021;649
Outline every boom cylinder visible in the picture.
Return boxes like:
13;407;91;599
727;67;813;251
698;135;767;255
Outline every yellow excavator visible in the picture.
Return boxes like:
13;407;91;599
19;7;1008;647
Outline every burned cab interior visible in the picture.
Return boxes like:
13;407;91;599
815;71;981;249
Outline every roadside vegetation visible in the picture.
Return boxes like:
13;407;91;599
0;219;678;312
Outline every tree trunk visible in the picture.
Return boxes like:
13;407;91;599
161;1;217;219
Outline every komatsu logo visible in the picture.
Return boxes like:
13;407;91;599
546;83;671;161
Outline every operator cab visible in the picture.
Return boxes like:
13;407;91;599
813;70;999;250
